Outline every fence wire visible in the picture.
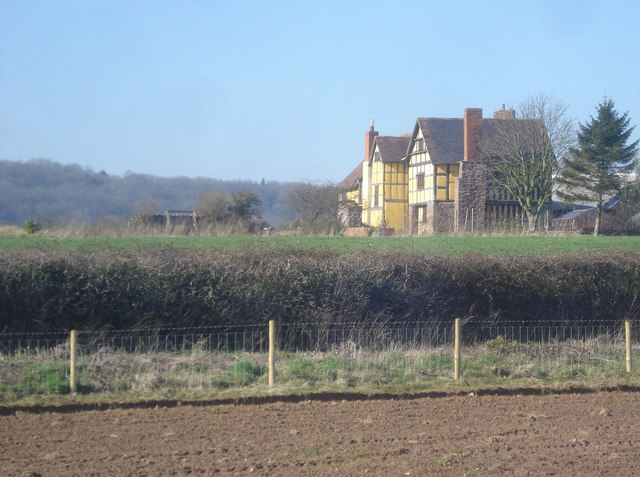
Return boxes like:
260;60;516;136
1;320;638;399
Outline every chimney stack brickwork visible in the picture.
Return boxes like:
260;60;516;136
494;108;516;120
463;108;483;162
364;125;379;163
457;108;486;232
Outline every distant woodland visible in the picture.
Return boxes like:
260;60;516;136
0;159;300;227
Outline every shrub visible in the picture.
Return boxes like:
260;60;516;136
0;249;639;332
23;219;42;235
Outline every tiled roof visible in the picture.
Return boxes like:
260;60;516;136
373;135;411;163
337;163;362;190
415;118;463;164
482;118;547;146
413;117;542;164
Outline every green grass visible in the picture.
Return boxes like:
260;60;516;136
2;343;640;405
0;362;69;398
2;234;640;255
227;359;266;384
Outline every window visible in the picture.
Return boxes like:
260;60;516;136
419;205;427;222
374;151;381;161
374;185;379;207
417;173;425;190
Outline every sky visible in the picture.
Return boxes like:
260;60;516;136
2;0;640;184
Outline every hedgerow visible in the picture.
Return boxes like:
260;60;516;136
0;249;639;332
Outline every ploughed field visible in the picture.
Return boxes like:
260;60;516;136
2;390;640;476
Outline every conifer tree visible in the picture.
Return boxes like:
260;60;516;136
558;98;638;236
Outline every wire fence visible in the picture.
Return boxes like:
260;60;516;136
1;320;638;399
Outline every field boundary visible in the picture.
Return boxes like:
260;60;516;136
2;320;638;402
2;384;640;416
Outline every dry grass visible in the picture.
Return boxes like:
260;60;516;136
0;225;25;236
2;334;639;406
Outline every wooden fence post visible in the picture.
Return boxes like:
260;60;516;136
268;320;275;387
454;318;461;380
625;320;632;374
70;330;77;393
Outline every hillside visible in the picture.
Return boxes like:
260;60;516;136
0;159;298;227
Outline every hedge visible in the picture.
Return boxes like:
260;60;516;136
1;249;639;332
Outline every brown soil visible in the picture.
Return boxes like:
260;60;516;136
2;390;640;476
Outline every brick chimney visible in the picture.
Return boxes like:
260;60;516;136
463;108;483;162
364;121;379;162
494;105;516;120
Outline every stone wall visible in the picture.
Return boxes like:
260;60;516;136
415;202;456;234
424;204;434;234
433;202;455;233
455;161;486;233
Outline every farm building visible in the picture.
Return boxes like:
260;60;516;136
129;210;199;235
338;108;552;235
552;195;640;234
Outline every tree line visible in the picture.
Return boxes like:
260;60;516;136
0;158;345;235
0;159;301;229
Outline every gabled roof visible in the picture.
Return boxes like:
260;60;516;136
413;118;463;164
371;135;411;163
410;117;543;164
481;117;549;150
337;163;362;190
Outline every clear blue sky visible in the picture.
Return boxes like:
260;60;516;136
2;0;639;183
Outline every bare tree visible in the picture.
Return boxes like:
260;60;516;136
133;198;159;216
287;183;341;234
337;194;362;227
197;191;233;224
196;190;264;234
483;93;576;232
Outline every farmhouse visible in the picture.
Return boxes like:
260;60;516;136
338;108;552;234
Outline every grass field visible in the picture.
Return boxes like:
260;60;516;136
2;339;639;405
1;233;640;255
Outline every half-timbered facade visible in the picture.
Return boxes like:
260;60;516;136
365;135;410;231
338;108;552;234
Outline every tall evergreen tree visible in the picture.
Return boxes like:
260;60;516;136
558;98;639;236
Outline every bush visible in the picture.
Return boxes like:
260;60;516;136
23;219;42;234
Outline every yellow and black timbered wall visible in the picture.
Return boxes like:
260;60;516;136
407;128;459;213
408;130;433;206
435;164;459;201
367;146;408;230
